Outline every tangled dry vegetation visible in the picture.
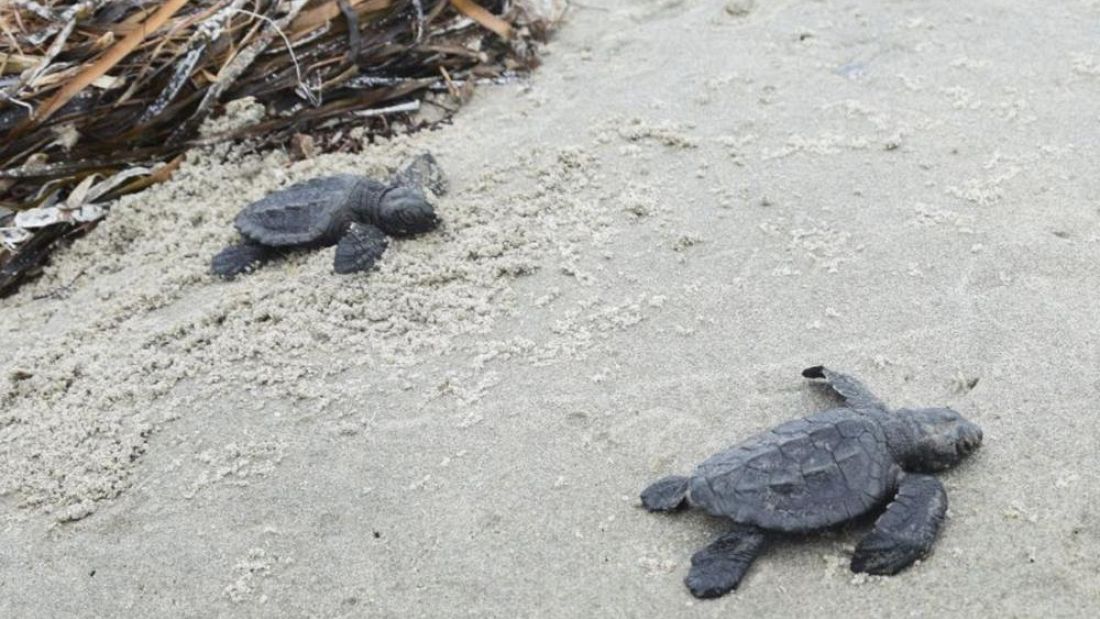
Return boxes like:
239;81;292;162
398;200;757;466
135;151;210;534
0;0;560;296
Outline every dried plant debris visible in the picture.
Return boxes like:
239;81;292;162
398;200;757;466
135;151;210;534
0;0;561;296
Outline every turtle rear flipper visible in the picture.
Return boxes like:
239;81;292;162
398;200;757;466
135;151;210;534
212;242;274;278
850;473;947;575
334;222;388;274
685;526;769;598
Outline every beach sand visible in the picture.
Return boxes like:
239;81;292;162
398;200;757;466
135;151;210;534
2;0;1099;615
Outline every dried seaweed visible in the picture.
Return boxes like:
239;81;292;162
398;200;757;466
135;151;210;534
0;0;561;297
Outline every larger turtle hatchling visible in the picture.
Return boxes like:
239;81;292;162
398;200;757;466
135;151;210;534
211;153;446;278
640;366;983;599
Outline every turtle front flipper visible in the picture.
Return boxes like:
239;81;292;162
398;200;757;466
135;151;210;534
851;473;947;575
685;525;769;599
640;475;690;512
802;365;886;410
212;242;274;278
333;222;389;274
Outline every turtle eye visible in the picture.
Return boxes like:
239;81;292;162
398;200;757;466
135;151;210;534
956;424;982;456
395;201;437;232
955;438;974;456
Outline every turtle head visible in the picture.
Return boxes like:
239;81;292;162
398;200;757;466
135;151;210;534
896;407;983;471
375;186;439;236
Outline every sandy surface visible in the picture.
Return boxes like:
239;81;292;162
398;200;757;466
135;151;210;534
2;0;1100;616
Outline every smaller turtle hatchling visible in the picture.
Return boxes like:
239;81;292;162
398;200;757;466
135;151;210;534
640;366;983;599
211;153;446;278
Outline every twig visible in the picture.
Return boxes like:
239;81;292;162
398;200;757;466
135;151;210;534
138;0;251;124
352;99;420;117
337;0;362;60
450;0;512;40
411;0;426;42
227;7;322;105
0;91;33;115
439;65;458;98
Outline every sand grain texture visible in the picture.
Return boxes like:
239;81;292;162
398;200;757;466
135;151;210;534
2;0;1099;616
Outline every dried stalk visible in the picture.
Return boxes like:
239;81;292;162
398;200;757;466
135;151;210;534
450;0;512;40
23;0;189;129
168;0;311;143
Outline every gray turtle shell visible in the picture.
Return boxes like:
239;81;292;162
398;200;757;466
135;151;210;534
235;175;383;247
688;407;899;533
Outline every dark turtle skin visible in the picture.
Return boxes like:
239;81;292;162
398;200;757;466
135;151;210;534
641;366;982;599
211;153;444;278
